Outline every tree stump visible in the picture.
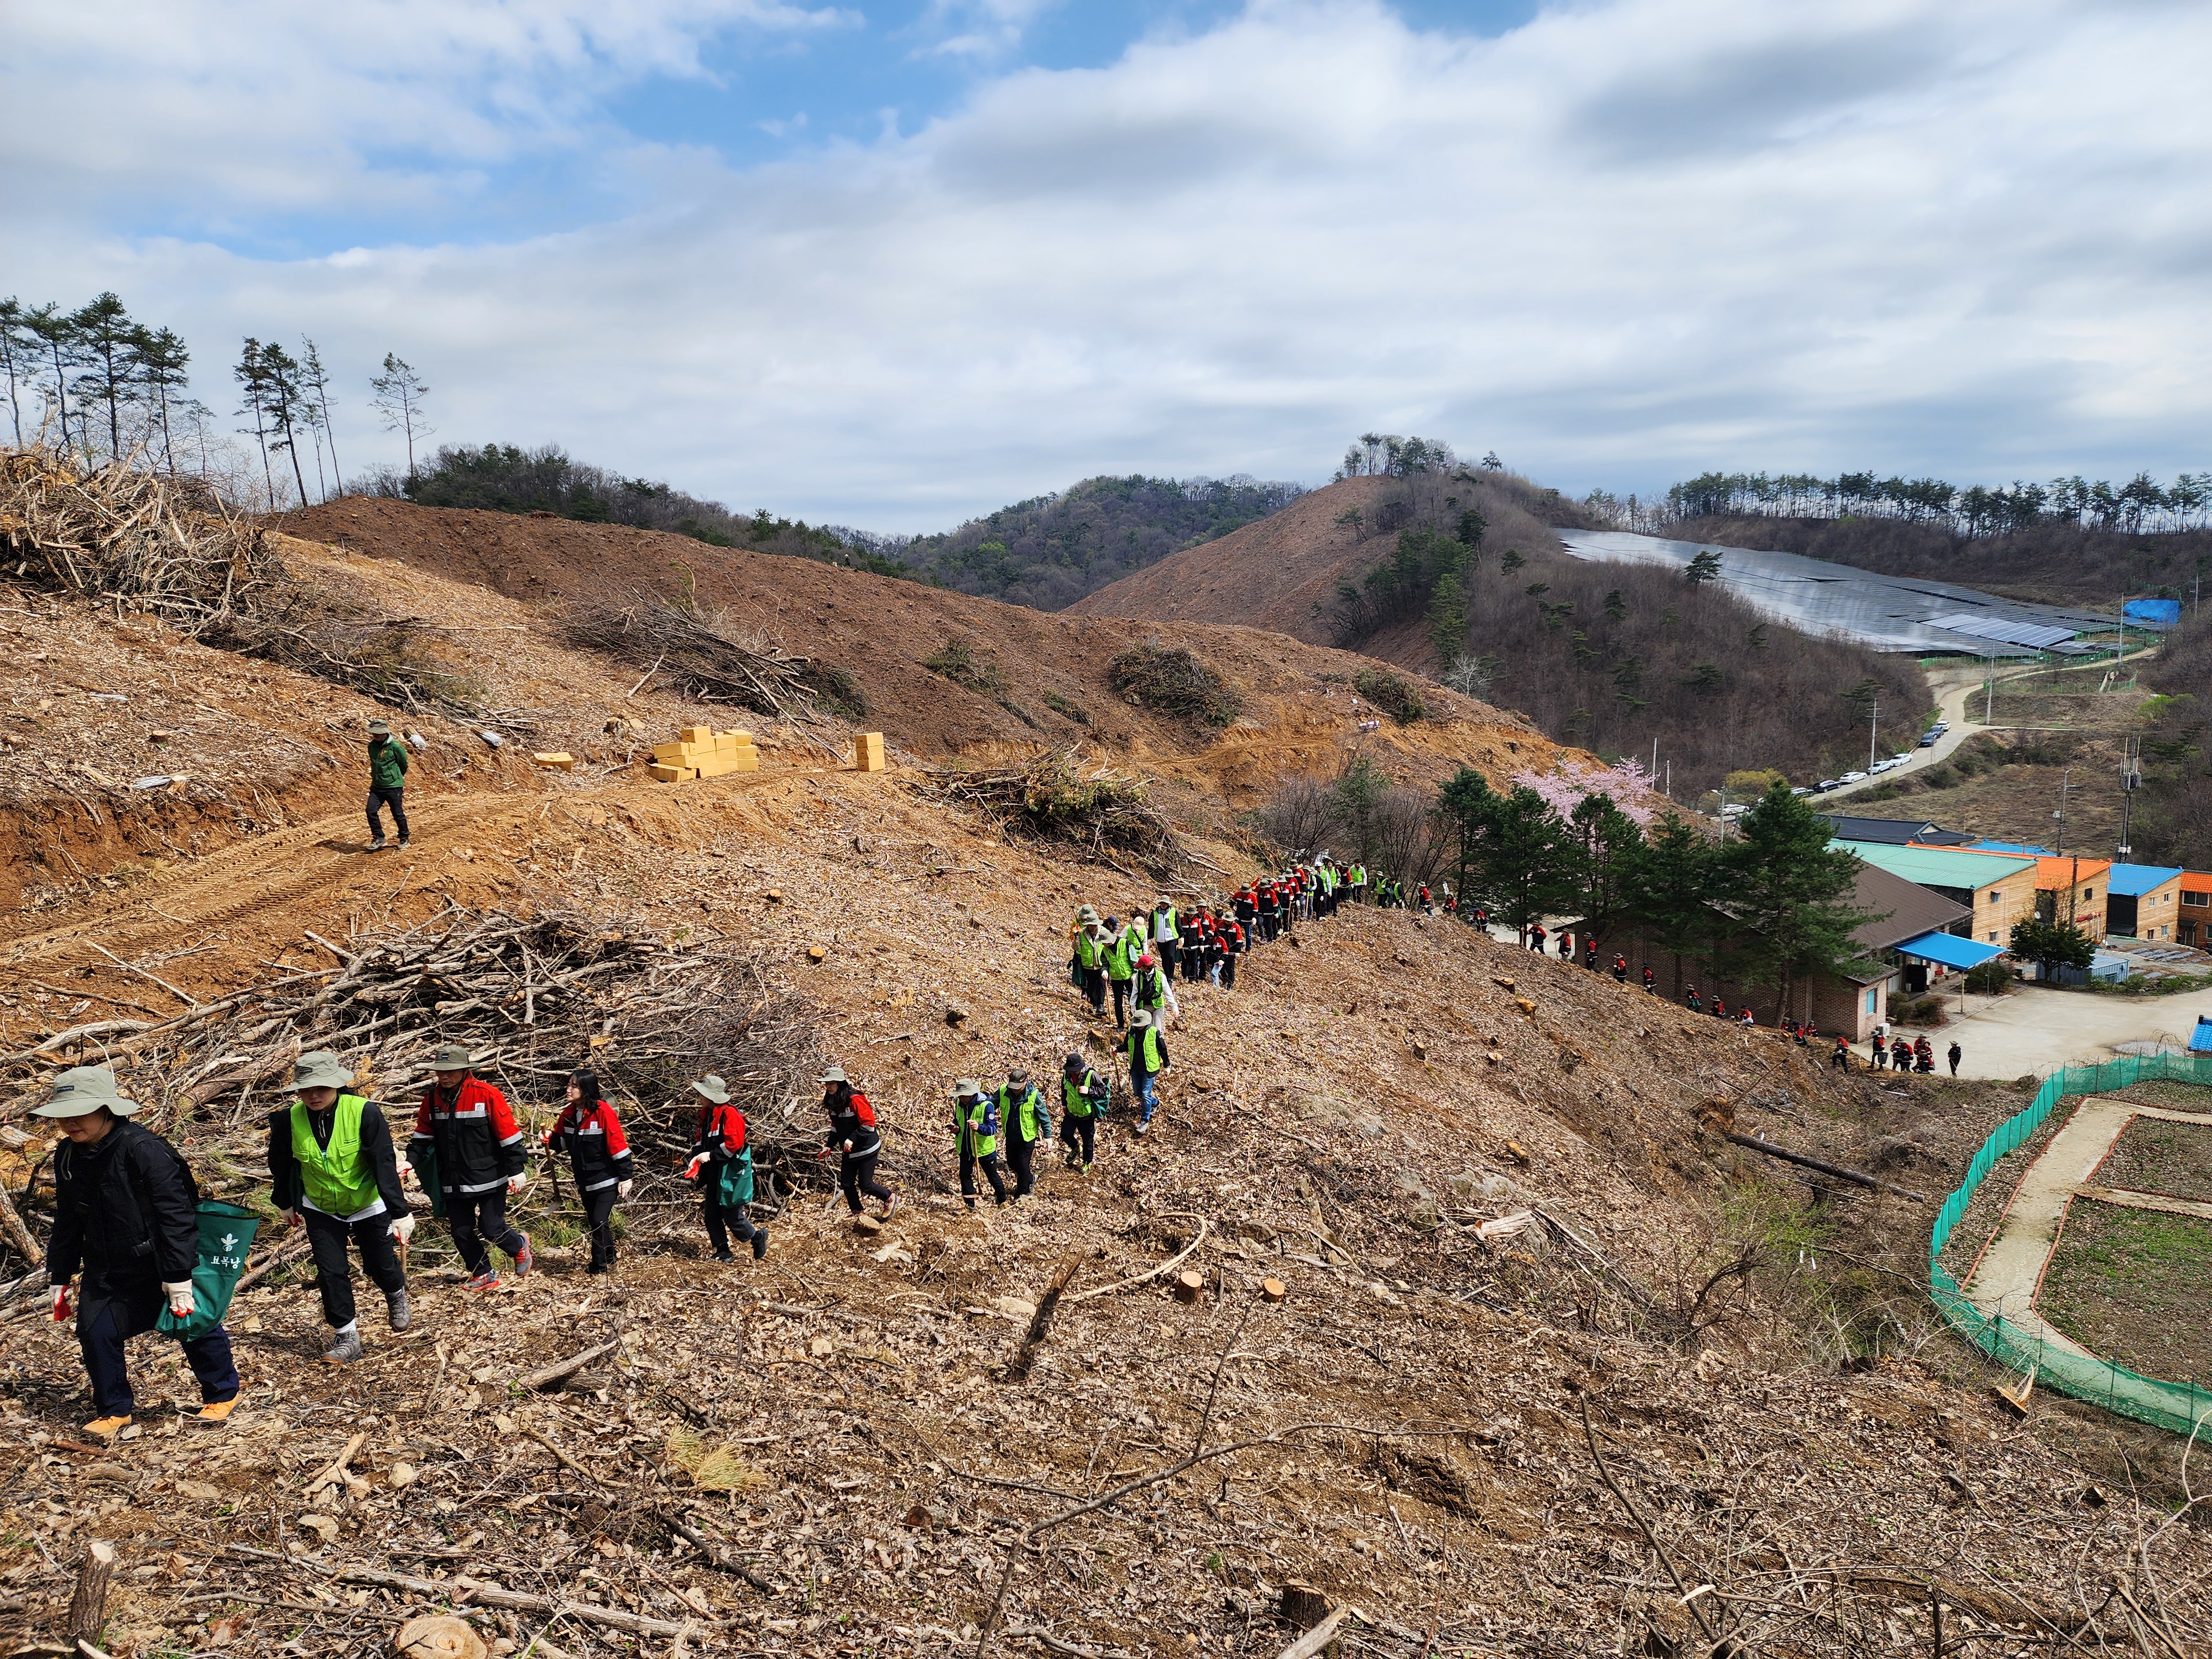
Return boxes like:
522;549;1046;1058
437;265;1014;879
1172;1270;1205;1305
395;1614;488;1659
1279;1582;1334;1631
1260;1278;1287;1303
66;1540;114;1649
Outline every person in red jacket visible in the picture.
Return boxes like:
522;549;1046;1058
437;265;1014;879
406;1043;531;1291
685;1074;766;1261
818;1065;894;1218
542;1069;633;1276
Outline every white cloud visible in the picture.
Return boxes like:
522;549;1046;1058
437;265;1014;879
8;0;2212;528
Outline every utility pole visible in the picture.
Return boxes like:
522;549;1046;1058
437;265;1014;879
2117;736;2140;861
1868;694;1879;774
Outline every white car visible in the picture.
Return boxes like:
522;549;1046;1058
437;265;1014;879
1840;770;1868;783
1891;752;1912;763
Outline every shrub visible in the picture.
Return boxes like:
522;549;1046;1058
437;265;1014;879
1353;666;1425;723
924;637;1007;695
1107;640;1242;726
1039;688;1091;726
1963;959;2012;994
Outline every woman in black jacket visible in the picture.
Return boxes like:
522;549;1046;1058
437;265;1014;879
37;1067;241;1434
542;1070;634;1274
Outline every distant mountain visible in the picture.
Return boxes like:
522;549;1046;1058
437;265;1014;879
885;473;1305;609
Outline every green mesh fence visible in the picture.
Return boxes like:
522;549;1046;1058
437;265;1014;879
1929;1053;2212;1436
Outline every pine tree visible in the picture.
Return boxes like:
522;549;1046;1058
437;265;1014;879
298;337;343;496
1626;812;1719;997
0;298;28;448
23;303;84;461
1717;783;1872;1018
258;341;312;507
69;293;141;461
234;338;278;510
370;353;433;483
134;326;191;473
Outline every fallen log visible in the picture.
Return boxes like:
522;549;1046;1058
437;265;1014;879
1725;1133;1927;1202
295;1558;707;1640
518;1337;621;1392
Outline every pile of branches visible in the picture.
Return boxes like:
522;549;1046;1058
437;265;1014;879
0;905;830;1281
916;747;1182;874
1107;637;1243;726
199;580;502;724
561;596;867;722
0;445;286;625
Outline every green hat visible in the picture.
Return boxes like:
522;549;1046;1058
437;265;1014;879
34;1066;139;1119
294;1051;355;1091
692;1074;733;1104
431;1043;472;1071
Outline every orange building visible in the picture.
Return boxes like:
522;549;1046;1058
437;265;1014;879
1917;845;2110;940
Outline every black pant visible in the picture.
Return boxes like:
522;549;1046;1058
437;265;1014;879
1005;1134;1037;1198
303;1207;406;1328
1156;940;1178;979
839;1151;891;1213
1080;966;1105;1012
582;1183;620;1267
703;1196;757;1255
1061;1114;1095;1164
366;786;409;842
77;1282;238;1416
960;1148;1008;1205
1110;977;1132;1027
1221;954;1237;990
447;1187;527;1276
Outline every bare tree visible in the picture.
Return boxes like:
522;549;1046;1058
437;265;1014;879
370;352;432;483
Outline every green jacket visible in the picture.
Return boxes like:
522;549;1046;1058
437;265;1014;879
368;736;409;790
998;1083;1048;1145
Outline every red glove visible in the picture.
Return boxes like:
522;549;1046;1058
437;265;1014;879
51;1285;71;1322
683;1154;706;1181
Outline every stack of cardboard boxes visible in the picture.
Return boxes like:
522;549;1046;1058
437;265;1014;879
648;725;760;782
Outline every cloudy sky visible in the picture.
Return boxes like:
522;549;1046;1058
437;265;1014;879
7;0;2206;529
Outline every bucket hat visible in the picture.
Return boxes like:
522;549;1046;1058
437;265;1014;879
953;1077;983;1097
817;1065;848;1085
1129;1009;1155;1030
33;1066;140;1119
431;1044;472;1071
691;1074;733;1104
294;1051;356;1091
367;718;392;737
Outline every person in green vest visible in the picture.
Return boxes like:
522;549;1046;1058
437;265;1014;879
267;1051;412;1365
364;717;410;852
1126;1009;1169;1134
1103;914;1142;1030
1058;1051;1108;1171
996;1069;1051;1202
1350;863;1368;902
1072;907;1109;1019
952;1078;1008;1211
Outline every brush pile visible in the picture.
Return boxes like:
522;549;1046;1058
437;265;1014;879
560;598;867;723
916;748;1180;873
0;446;285;624
0;905;830;1280
1106;638;1243;727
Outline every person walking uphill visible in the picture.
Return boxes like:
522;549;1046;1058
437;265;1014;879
1060;1052;1107;1171
1126;1008;1170;1135
39;1067;241;1434
543;1070;633;1275
685;1074;768;1260
819;1066;894;1218
406;1044;532;1291
268;1051;410;1364
998;1070;1051;1202
1104;915;1142;1030
952;1078;1008;1210
364;717;410;852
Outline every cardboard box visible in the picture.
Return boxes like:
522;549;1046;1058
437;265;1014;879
648;763;690;782
679;725;713;744
651;740;693;765
854;731;886;772
532;752;575;770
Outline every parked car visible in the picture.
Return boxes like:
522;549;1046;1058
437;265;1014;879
1841;770;1868;783
1816;779;1841;792
1891;751;1912;763
1720;804;1748;818
1919;731;1940;747
1791;786;1812;796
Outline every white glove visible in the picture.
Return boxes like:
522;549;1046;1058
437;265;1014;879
507;1175;528;1197
617;1181;633;1199
163;1280;196;1319
278;1208;301;1228
400;1162;419;1188
388;1213;416;1243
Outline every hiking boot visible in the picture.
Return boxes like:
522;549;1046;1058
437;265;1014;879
749;1229;769;1260
1133;1121;1149;1138
367;839;387;853
465;1270;502;1292
585;1261;608;1276
385;1289;411;1332
963;1199;978;1213
712;1248;737;1262
85;1415;132;1438
397;836;410;848
878;1193;898;1219
195;1396;239;1426
511;1237;534;1279
324;1328;363;1366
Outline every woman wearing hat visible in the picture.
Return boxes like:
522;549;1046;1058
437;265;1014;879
995;1069;1050;1203
405;1044;533;1291
364;718;410;852
684;1076;768;1261
951;1078;1008;1211
542;1070;634;1275
38;1067;241;1434
268;1051;412;1364
1059;1052;1107;1172
818;1067;894;1220
1125;1009;1170;1134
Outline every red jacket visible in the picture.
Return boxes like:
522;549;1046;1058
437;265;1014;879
690;1102;747;1166
409;1076;526;1196
549;1098;633;1193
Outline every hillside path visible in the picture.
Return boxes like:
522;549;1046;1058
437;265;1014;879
1961;1094;2212;1359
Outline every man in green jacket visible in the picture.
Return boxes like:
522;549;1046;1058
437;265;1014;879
366;718;410;852
995;1070;1051;1202
267;1052;412;1364
1058;1051;1107;1171
1126;1009;1168;1135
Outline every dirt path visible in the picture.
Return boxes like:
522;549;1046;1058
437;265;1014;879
1961;1094;2212;1358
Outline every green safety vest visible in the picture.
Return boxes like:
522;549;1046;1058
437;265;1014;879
1127;1024;1166;1075
1062;1071;1102;1118
1135;964;1170;1009
1074;928;1104;969
1152;906;1177;943
1105;928;1141;980
998;1084;1045;1144
954;1093;997;1158
290;1093;380;1217
1353;865;1366;885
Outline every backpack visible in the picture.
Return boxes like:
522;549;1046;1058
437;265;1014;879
716;1145;756;1207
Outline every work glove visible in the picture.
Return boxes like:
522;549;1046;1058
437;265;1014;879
387;1213;416;1243
51;1285;71;1323
507;1175;528;1197
682;1154;706;1181
400;1162;418;1189
278;1208;301;1228
163;1280;196;1319
539;1129;554;1147
616;1181;633;1199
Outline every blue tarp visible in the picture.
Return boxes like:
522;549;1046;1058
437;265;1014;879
1896;931;2006;970
2126;599;2182;628
1966;838;2053;855
2191;1017;2212;1055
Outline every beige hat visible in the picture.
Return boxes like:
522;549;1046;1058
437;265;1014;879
953;1077;983;1097
817;1065;849;1085
293;1051;355;1092
367;718;393;737
431;1043;472;1071
1129;1009;1155;1030
692;1074;733;1104
33;1066;140;1119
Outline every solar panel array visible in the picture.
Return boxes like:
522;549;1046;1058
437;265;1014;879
1922;612;2081;649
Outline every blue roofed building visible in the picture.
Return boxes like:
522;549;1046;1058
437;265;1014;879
2103;863;2185;940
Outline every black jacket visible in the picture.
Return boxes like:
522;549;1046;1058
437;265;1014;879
265;1098;406;1220
48;1121;202;1293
